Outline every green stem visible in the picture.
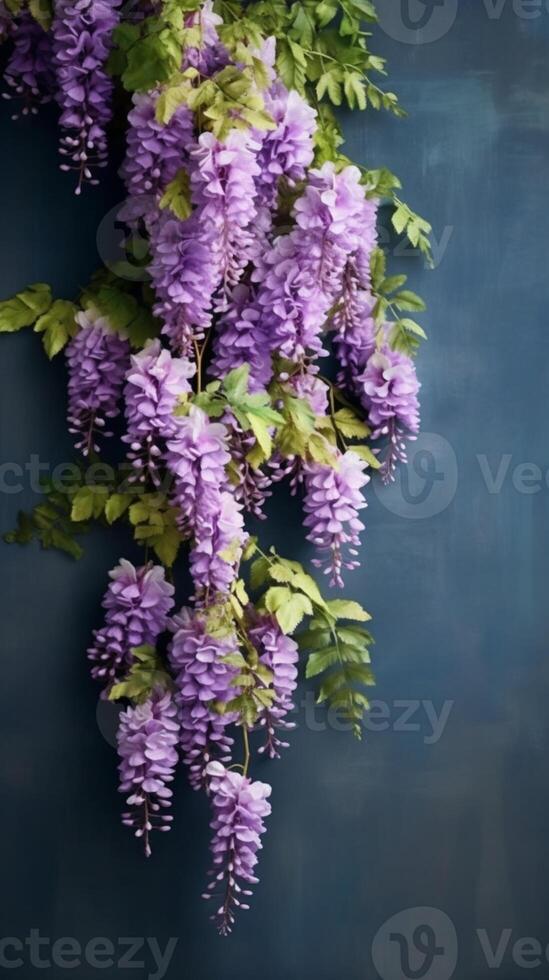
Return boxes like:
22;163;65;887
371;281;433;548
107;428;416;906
242;725;251;777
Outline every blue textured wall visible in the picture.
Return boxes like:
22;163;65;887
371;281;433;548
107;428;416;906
1;4;549;978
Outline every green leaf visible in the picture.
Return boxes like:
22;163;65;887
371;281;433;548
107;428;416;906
105;493;133;524
223;364;250;402
399;318;427;339
29;0;52;29
159;168;193;220
109;644;171;703
0;283;52;333
326;599;372;622
264;586;293;613
306;647;341;678
349;444;381;469
277;38;306;94
33;299;78;358
70;485;108;522
333;408;370;440
392;290;427;313
380;275;407;295
249;556;270;590
276;592;313;634
122;33;181;92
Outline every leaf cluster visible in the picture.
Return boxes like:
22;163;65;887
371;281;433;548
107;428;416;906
109;645;173;703
244;541;374;736
4;478;89;560
370;247;427;356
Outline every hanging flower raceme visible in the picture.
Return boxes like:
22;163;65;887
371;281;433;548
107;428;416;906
149;209;218;355
123;338;195;487
248;615;299;758
251;163;369;365
150;129;261;353
209;284;272;392
202;762;272;935
357;345;421;482
255;81;316;214
169;608;238;791
225;414;272;520
120;91;193;229
88;560;175;691
65;310;130;456
3;13;55;117
117;688;179;857
332;188;378;380
51;0;121;193
166;406;246;595
303;450;370;588
190;130;261;308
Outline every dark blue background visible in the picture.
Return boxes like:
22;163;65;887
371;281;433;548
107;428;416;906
1;4;549;978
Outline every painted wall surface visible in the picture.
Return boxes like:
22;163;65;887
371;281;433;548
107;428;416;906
1;4;549;978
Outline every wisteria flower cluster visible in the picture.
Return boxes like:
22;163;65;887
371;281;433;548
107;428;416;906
0;0;430;936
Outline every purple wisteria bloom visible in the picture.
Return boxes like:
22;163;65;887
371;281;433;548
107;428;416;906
149;209;217;355
123;338;195;486
182;0;228;75
150;130;261;352
251;163;371;364
166;407;246;596
52;0;121;192
191;488;246;596
117;688;179;857
88;560;175;691
225;413;272;519
120;90;193;228
249;614;299;758
3;13;55;118
291;370;330;416
357;345;420;482
202;761;272;935
169;608;238;790
255;81;316;212
65;310;130;456
303;450;370;587
190;130;261;307
209;284;272;392
332;196;378;386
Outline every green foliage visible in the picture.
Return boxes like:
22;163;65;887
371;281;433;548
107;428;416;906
4;479;89;561
159;168;193;220
109;645;172;703
70;485;109;522
370;247;428;356
34;299;78;359
243;542;374;736
29;0;52;30
105;492;133;525
155;63;275;139
228;0;402;121
80;278;159;349
128;494;183;567
392;197;433;266
109;1;204;92
300;606;374;739
0;283;52;334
